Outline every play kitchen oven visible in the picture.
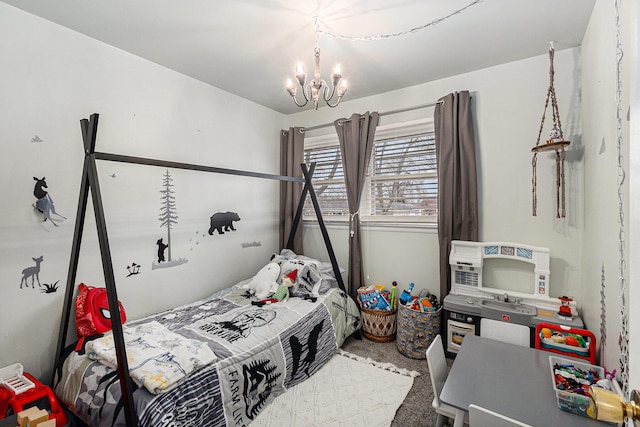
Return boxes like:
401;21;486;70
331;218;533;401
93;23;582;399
444;307;480;356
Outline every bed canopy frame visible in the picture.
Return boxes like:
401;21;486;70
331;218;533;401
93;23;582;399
52;113;347;427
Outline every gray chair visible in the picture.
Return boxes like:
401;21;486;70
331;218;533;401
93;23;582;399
426;334;468;427
468;404;532;427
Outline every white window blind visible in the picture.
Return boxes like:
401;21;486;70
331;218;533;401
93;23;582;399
303;118;437;223
367;131;437;218
304;143;348;216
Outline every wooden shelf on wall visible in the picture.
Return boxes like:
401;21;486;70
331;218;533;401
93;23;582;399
531;140;570;153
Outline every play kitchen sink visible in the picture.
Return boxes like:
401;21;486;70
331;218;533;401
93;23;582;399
479;298;537;314
446;294;538;322
478;296;537;324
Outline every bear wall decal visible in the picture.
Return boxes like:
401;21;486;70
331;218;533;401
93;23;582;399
209;211;241;235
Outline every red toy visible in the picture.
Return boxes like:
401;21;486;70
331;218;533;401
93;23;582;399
75;283;126;338
0;364;67;426
557;296;573;318
535;322;596;364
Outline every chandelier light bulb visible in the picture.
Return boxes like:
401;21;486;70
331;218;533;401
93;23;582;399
295;64;305;75
337;80;348;97
331;65;342;87
285;79;296;97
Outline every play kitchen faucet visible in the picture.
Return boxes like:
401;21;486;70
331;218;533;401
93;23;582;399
498;293;521;303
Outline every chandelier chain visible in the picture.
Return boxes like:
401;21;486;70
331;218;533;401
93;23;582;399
314;16;321;51
315;0;484;42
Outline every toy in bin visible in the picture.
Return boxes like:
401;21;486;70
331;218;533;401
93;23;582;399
549;355;605;417
358;286;392;310
405;288;441;312
0;363;67;426
398;282;414;306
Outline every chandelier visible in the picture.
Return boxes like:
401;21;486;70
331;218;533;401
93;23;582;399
285;17;347;110
284;1;484;110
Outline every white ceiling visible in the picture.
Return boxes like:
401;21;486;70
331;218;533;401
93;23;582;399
2;0;595;114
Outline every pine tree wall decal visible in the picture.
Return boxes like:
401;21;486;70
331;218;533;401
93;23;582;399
159;169;178;262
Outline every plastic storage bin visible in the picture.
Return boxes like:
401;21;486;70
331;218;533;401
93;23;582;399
548;355;605;417
536;322;596;364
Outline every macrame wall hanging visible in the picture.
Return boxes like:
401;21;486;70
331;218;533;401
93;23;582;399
531;42;570;218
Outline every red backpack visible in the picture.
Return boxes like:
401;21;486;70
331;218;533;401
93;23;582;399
75;283;126;339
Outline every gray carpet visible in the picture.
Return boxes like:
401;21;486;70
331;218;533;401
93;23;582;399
341;334;458;427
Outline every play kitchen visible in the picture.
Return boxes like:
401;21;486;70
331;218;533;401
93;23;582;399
443;241;585;357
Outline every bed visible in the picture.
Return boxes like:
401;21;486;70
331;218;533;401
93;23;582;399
53;113;360;426
54;264;360;426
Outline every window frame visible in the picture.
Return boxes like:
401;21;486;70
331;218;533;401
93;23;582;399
303;117;437;228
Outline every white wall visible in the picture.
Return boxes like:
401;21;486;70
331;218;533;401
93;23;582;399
629;0;640;393
288;48;585;303
581;0;635;384
0;3;285;381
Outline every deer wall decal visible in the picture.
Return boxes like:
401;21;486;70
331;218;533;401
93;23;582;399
20;255;44;289
33;177;66;226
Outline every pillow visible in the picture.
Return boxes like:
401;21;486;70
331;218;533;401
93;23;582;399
270;249;297;267
298;255;345;291
272;249;342;294
280;259;324;298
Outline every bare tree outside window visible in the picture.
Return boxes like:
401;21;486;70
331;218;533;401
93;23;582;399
304;123;437;223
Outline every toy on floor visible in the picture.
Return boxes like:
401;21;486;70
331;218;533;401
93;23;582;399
0;363;67;426
17;406;56;427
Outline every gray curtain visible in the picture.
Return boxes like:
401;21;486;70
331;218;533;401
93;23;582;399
334;112;379;300
434;91;478;299
279;127;305;254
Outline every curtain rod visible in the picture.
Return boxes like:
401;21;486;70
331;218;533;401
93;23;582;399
295;100;444;133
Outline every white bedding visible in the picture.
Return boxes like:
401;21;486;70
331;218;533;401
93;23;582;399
86;321;216;394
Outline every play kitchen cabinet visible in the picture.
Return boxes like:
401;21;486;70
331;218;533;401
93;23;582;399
443;241;587;357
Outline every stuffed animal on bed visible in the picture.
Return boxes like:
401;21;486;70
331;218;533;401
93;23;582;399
251;284;288;306
251;269;297;306
242;263;280;299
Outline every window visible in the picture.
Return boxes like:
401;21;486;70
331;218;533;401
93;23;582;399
303;118;437;224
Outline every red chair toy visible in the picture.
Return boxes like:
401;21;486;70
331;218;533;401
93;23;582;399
0;363;67;426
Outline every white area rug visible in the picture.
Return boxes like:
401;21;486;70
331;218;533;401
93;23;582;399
250;349;419;427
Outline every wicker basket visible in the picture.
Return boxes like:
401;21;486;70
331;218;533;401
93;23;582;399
360;306;397;343
396;304;442;358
